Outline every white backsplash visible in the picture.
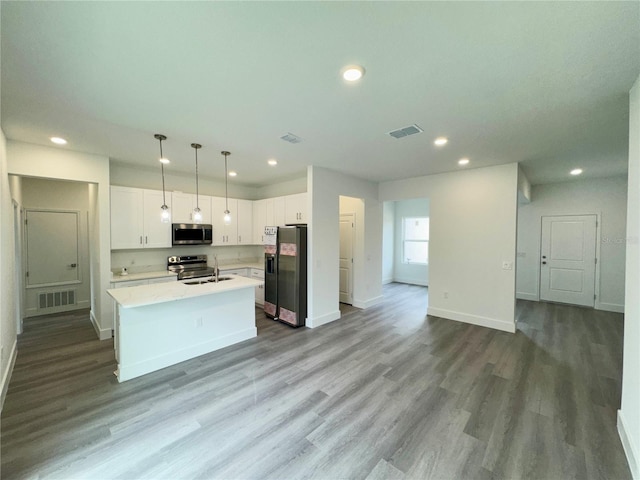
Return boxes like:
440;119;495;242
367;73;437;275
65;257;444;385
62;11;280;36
111;244;263;275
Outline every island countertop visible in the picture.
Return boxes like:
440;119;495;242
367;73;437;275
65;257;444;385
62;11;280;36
107;275;262;308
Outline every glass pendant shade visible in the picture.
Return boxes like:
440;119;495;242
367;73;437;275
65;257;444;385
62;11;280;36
191;143;202;224
161;204;170;223
224;210;231;225
193;207;202;223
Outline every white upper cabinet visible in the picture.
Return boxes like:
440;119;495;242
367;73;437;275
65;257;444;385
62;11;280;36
253;199;267;245
284;193;307;224
171;192;212;224
110;186;172;249
211;196;237;245
237;199;253;245
273;196;286;226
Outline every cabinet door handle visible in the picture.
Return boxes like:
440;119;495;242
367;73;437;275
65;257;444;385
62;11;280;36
145;236;148;244
239;235;242;243
140;236;143;245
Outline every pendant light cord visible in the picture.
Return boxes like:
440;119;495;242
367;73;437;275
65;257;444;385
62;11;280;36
195;147;199;209
224;153;229;211
159;138;166;206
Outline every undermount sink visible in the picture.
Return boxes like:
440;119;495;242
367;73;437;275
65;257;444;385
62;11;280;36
183;276;235;285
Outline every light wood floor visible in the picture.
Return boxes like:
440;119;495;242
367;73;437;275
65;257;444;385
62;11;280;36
1;283;631;479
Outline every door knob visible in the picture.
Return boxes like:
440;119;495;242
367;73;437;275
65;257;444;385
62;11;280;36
70;263;77;268
542;261;547;265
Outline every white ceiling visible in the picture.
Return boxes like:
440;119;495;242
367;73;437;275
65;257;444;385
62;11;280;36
2;2;639;187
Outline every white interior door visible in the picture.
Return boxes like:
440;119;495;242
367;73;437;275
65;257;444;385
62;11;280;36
540;215;597;307
339;214;354;304
26;210;80;287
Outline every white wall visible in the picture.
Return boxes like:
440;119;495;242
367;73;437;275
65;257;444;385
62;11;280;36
20;178;92;316
256;175;307;199
110;161;260;200
1;128;19;409
619;74;640;480
382;202;394;284
380;163;518;333
393;199;430;286
517;176;627;312
308;166;383;328
7;141;112;340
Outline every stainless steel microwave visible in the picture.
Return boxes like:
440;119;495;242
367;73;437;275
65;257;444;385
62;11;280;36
172;223;213;245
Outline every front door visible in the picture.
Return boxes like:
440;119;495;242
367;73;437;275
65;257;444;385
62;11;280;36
540;215;597;307
339;214;354;304
25;210;80;287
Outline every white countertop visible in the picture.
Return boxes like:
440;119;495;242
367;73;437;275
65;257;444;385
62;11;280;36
107;275;262;308
111;271;178;283
220;262;264;271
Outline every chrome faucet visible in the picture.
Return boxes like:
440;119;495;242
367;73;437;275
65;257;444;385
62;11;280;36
213;255;220;283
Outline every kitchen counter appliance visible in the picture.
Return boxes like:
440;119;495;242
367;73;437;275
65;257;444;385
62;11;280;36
167;254;214;280
172;223;213;246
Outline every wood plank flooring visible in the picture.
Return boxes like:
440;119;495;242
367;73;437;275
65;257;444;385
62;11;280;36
1;283;631;479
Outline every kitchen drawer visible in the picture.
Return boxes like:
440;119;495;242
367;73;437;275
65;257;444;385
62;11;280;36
251;268;264;278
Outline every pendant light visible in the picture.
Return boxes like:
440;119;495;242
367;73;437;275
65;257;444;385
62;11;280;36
221;151;231;225
191;143;203;223
154;134;171;223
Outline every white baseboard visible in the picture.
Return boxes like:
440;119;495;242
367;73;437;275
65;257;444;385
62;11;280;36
618;410;639;479
427;306;516;333
353;295;384;309
598;302;624;314
1;339;18;412
393;277;429;287
90;309;112;341
307;310;341;329
516;292;539;301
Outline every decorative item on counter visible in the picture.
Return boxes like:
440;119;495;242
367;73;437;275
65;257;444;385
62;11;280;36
120;267;128;276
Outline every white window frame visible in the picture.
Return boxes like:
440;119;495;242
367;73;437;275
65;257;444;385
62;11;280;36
402;216;429;265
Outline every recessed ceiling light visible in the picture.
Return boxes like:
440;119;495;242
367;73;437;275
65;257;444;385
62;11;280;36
268;159;278;166
341;65;365;82
50;136;67;145
229;171;237;177
434;137;448;146
570;168;583;176
458;158;470;166
159;158;170;164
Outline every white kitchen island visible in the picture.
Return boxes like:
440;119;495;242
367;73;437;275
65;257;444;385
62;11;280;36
107;276;262;382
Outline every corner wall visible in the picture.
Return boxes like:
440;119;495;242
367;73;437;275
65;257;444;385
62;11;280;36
0;128;18;409
307;166;382;328
380;163;518;333
619;74;640;480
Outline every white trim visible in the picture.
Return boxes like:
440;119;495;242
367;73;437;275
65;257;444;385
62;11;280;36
352;295;384;309
1;339;18;411
516;291;539;301
427;306;516;333
393;276;429;287
598;302;625;314
306;310;341;329
91;309;111;340
618;410;639;480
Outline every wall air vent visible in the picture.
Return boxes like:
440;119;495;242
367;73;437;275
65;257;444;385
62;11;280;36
280;133;303;144
38;290;76;309
388;124;424;139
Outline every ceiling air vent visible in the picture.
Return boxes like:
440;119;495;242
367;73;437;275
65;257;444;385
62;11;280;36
388;124;423;139
280;132;302;144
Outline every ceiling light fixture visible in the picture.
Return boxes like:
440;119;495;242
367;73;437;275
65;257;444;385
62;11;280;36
570;168;583;176
154;134;171;223
434;137;448;146
342;65;365;82
229;171;237;177
222;151;232;225
458;158;470;166
50;136;67;145
268;159;278;166
191;143;203;224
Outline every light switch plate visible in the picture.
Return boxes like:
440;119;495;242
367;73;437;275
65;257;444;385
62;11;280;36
502;261;513;270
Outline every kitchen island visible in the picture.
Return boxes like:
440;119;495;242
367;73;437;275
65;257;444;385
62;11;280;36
107;275;262;382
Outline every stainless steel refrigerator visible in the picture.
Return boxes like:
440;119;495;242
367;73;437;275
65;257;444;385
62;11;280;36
264;225;307;327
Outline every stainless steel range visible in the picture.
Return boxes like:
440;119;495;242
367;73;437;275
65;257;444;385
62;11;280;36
167;255;214;280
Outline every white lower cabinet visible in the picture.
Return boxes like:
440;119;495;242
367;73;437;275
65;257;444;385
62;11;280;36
251;268;264;306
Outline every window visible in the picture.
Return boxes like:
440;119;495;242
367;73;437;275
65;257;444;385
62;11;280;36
403;217;429;264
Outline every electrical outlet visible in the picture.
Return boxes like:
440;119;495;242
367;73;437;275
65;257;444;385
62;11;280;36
502;261;513;270
443;291;449;299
